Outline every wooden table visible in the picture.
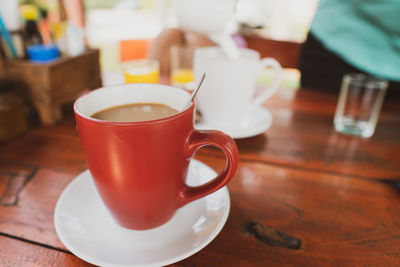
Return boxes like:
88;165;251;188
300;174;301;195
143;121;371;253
1;88;400;266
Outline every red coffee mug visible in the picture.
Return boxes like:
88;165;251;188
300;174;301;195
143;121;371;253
74;84;238;230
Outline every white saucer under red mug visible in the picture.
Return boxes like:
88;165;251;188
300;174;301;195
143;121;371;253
54;160;230;267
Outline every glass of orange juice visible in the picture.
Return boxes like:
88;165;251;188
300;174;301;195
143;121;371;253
170;45;194;90
123;59;160;84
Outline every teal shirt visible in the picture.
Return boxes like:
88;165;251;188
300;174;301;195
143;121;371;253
310;0;400;81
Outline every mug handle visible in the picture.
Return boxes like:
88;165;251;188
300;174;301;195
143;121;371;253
252;58;282;106
177;130;239;208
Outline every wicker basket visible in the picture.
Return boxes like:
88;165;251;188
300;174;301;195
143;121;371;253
0;49;102;125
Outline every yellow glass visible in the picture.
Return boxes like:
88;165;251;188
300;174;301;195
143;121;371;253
123;59;160;84
171;69;194;85
170;45;194;88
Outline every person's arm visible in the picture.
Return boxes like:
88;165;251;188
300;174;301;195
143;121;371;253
148;28;216;76
147;28;183;75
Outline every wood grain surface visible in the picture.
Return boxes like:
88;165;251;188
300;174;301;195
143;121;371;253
202;89;400;180
1;89;398;180
1;152;400;266
0;235;91;267
244;34;301;68
0;88;399;266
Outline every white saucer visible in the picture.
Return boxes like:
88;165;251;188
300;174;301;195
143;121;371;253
196;105;272;139
54;160;230;267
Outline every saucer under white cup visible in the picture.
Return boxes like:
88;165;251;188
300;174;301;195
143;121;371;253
196;105;273;139
54;159;230;267
194;47;281;134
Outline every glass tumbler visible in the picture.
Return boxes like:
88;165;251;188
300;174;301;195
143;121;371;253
170;45;195;90
123;59;160;84
334;73;388;138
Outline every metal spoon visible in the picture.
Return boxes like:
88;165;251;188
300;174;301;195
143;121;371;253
185;73;206;108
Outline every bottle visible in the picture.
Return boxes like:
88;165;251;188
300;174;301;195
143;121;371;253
53;0;68;55
0;0;24;58
39;8;52;45
21;5;43;46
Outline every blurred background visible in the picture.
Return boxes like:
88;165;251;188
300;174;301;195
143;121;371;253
83;0;318;87
0;0;319;138
84;1;316;65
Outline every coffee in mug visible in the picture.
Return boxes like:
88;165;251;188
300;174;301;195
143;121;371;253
91;103;179;122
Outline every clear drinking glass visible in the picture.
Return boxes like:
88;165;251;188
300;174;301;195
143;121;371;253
123;59;160;84
334;73;388;138
170;45;195;90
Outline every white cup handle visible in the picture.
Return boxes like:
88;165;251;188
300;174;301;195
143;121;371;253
253;58;282;106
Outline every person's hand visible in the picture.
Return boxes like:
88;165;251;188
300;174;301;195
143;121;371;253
147;28;182;75
148;28;215;75
184;31;215;49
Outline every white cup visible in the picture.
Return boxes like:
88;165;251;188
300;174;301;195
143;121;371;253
176;0;240;59
194;47;282;130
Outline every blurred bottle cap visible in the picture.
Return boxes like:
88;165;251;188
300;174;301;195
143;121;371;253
27;44;60;63
21;5;39;21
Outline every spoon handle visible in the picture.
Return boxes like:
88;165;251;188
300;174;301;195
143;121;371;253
191;73;206;103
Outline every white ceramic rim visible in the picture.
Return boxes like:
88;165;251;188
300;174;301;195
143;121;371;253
194;46;261;61
74;83;193;126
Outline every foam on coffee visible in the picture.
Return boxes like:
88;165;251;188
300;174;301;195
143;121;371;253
91;103;179;122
